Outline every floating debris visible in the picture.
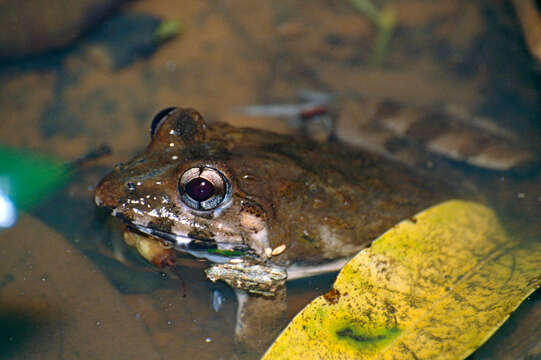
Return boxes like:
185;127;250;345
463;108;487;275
238;90;333;141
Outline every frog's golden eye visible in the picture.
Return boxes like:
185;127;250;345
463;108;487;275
179;167;230;211
151;107;177;138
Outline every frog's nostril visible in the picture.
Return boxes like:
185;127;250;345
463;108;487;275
125;182;137;193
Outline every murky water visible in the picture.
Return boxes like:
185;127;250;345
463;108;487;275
0;1;540;359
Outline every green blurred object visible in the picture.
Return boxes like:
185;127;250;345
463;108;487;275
0;145;70;210
153;20;183;43
350;0;381;23
351;0;396;66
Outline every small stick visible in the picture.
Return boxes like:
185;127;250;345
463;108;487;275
67;144;112;170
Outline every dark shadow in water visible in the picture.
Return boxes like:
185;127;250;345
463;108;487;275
0;13;166;72
287;271;338;294
0;305;56;358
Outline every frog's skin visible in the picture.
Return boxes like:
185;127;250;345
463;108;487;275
94;107;450;352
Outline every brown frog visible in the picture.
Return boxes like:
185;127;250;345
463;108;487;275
94;107;450;352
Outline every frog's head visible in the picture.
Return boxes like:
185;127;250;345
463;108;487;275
95;108;272;263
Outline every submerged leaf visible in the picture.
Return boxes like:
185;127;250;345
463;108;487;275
0;146;70;210
263;200;541;359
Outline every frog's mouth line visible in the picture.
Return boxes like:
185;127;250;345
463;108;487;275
128;224;250;264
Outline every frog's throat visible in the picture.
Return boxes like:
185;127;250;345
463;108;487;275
130;224;250;264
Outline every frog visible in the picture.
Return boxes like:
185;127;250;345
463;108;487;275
94;107;453;353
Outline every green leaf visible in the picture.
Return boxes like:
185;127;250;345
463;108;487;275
263;200;541;359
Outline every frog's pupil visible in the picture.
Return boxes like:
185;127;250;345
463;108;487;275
185;177;215;202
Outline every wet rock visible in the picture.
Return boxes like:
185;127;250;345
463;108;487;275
0;0;126;59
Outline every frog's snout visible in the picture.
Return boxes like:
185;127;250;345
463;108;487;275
94;179;108;207
94;175;120;208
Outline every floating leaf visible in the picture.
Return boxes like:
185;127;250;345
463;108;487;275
0;145;70;210
263;200;541;359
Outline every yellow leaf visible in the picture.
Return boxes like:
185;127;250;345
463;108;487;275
263;200;541;359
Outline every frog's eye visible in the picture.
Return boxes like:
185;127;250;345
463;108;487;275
151;107;177;138
179;167;230;211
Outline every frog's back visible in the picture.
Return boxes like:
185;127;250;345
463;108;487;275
207;122;452;265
